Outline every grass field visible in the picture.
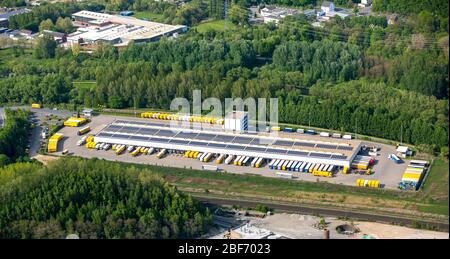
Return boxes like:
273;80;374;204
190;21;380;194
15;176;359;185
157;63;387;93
194;20;237;33
417;158;449;215
66;157;448;219
133;11;165;22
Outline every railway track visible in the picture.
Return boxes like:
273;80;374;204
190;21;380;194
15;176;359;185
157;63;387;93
192;194;449;232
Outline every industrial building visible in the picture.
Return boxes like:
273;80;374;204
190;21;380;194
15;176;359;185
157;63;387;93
259;6;301;24
67;10;187;47
224;111;248;133
92;119;361;168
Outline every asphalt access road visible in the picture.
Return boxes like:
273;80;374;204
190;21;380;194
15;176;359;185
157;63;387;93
193;195;449;232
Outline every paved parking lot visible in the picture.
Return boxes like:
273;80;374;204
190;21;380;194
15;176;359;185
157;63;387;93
55;114;408;189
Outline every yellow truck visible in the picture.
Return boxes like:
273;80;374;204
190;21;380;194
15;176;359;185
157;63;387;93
131;148;140;157
312;170;332;177
115;145;125;155
77;126;91;135
356;179;379;188
64;117;87;127
47;133;63;152
342;166;349;174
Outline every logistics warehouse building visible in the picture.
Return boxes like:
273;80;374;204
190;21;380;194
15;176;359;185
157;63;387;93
93;119;362;168
68;10;187;46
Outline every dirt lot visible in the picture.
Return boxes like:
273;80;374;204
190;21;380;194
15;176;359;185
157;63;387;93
55;114;408;189
250;213;448;239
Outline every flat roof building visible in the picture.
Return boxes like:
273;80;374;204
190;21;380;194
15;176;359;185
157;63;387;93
68;10;187;47
224;111;248;133
260;6;301;24
93;119;362;167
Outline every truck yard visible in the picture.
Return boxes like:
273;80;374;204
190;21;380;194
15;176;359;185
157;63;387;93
52;113;411;189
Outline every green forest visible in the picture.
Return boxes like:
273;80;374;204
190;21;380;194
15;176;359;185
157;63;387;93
0;0;448;154
0;158;212;239
0;109;30;166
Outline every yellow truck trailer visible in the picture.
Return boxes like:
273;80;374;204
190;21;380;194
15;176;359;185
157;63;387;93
115;145;125;155
64;117;87;127
47;133;63;152
356;179;379;188
31;103;41;109
312;171;332;177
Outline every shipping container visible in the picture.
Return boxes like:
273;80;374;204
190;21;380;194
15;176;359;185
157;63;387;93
251;157;259;167
199;152;207;161
216;154;225;164
297;162;304;172
283;127;294;132
317;164;325;172
290;161;299;171
296;128;304;133
311;164;319;173
342;134;352;140
268;159;276;169
276;172;293;179
286;161;294;170
115;145;125;155
238;156;246;166
313;171;332;177
156;149;167;159
305;130;316;135
225;155;235;164
255;158;264;168
281;160;289;170
234;156;242;165
242;156;250;166
408;164;426;169
77;126;91;135
271;160;280;170
131;148;140;156
332;133;341;138
388;154;402;164
304;163;312;172
203;153;213;162
319;132;330;137
271;126;281;131
406;167;424;172
202;165;218;171
278;160;285;170
410;160;428;166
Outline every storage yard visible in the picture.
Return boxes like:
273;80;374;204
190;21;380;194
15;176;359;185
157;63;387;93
52;113;413;189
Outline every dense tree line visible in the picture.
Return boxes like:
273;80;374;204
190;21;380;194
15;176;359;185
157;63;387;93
0;0;25;7
272;40;362;84
0;158;212;239
279;80;448;150
7;2;104;31
0;109;30;166
373;0;449;17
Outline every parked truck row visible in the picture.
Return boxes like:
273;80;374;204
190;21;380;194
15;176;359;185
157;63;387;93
269;159;335;177
270;126;353;140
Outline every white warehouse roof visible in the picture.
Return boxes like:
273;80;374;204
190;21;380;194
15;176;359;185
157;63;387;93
93;119;361;167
